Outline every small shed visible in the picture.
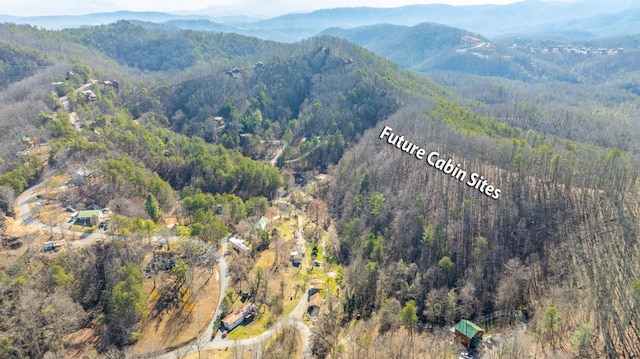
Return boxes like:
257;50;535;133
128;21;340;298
254;216;268;231
22;136;35;147
453;319;485;348
290;251;301;266
72;167;95;186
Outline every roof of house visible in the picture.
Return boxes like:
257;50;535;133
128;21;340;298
74;167;94;177
222;302;256;326
255;216;268;230
222;309;245;326
455;319;484;339
229;236;250;252
308;293;322;308
77;210;102;219
309;279;325;291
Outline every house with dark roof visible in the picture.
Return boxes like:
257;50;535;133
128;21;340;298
452;319;485;348
229;67;241;79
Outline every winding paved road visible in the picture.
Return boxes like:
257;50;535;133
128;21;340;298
16;175;103;248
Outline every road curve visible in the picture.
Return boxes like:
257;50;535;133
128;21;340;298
16;180;105;248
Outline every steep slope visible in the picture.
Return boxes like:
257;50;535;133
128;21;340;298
0;40;49;87
138;35;442;170
328;100;640;357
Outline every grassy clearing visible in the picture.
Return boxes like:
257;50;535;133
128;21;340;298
226;308;272;339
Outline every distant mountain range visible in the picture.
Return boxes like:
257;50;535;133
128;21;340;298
1;0;640;42
320;20;640;85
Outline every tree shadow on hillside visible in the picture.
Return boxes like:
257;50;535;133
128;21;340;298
145;281;194;341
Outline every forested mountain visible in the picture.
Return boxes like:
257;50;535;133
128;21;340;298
61;20;285;72
1;16;640;359
429;73;640;153
0;41;49;87
320;23;494;74
321;22;640;83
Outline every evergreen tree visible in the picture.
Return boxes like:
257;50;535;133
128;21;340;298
144;193;163;222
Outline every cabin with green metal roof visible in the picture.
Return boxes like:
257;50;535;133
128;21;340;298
254;216;268;231
75;210;102;227
453;319;484;348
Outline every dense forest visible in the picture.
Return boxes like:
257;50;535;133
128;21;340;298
327;101;640;357
0;17;640;359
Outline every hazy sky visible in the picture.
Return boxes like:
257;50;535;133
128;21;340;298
0;0;570;17
79;0;528;12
